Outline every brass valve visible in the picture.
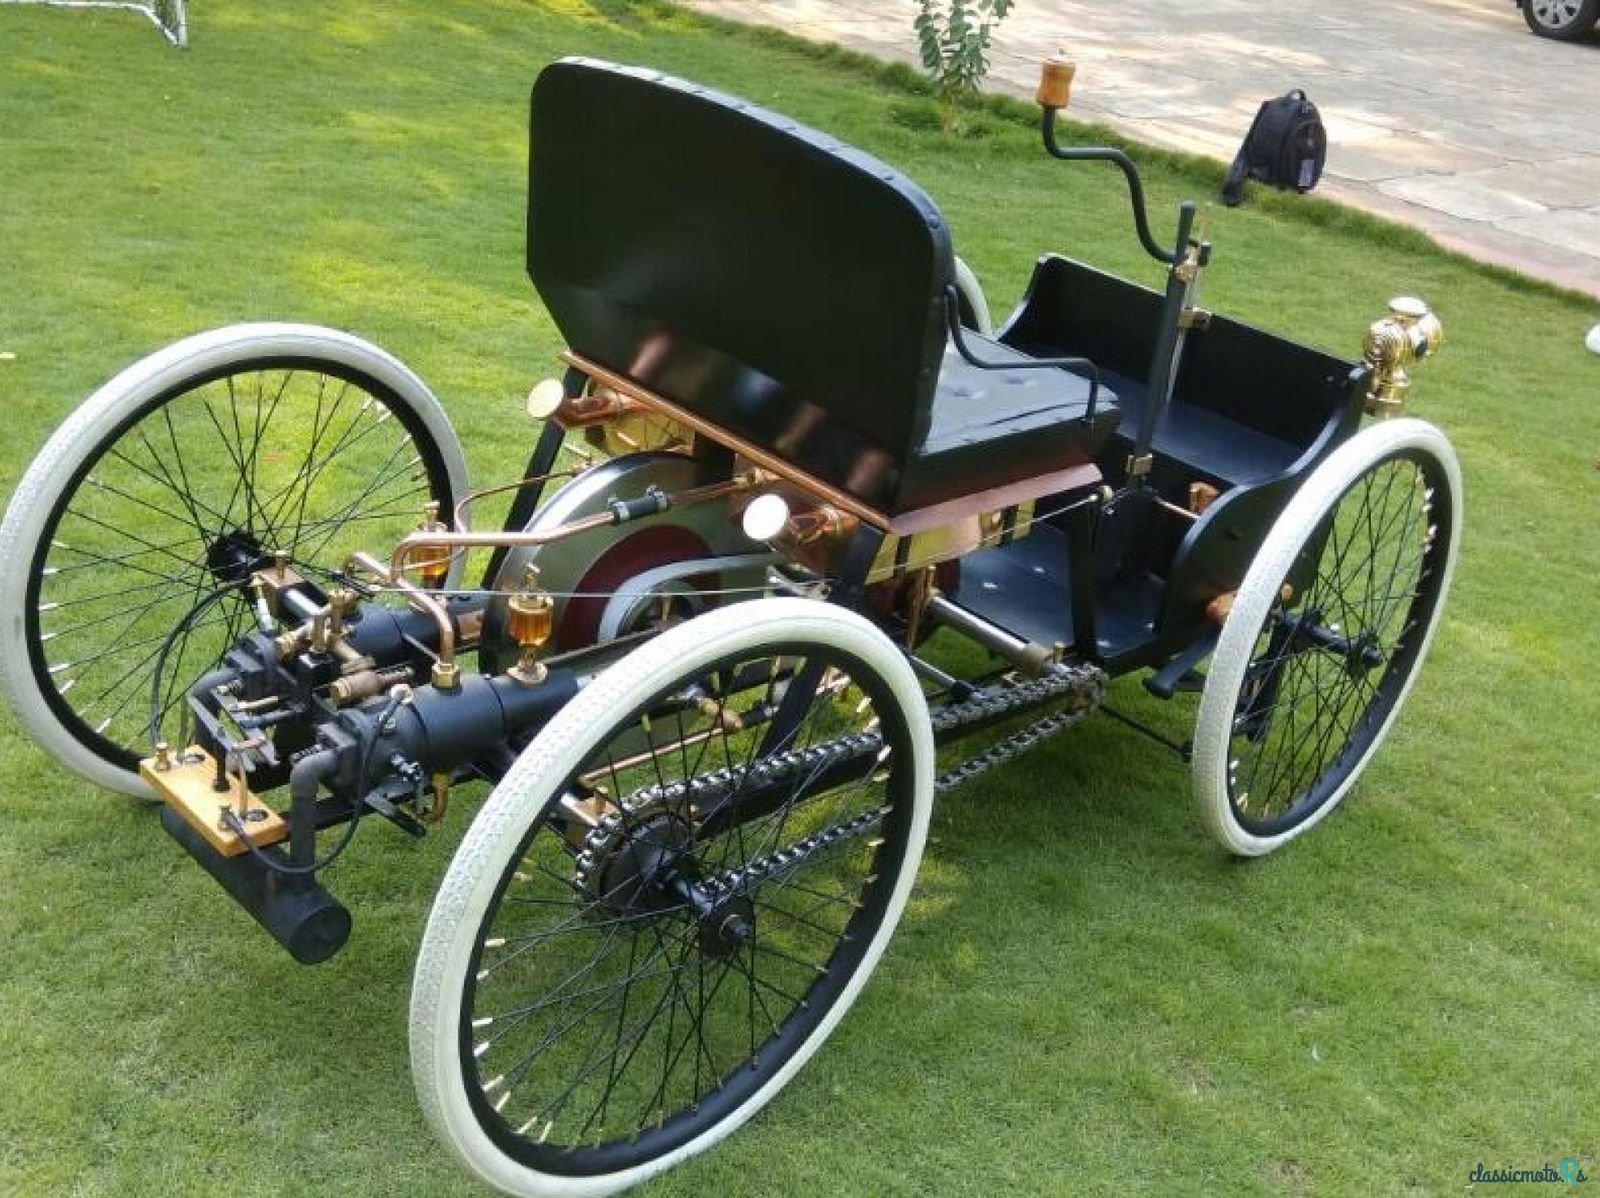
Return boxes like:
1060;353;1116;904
411;501;451;589
1363;296;1443;419
506;565;554;686
1036;50;1076;111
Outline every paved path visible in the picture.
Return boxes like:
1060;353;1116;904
686;0;1600;300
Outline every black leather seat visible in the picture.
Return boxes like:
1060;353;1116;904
910;337;1111;511
528;59;1118;516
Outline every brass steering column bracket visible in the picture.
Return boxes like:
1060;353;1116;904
1363;296;1443;419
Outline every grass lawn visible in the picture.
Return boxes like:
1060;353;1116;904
2;1;1599;1194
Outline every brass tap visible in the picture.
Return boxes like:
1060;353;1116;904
1363;297;1443;419
506;565;555;686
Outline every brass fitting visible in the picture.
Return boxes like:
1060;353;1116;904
426;772;451;824
251;559;306;617
1036;51;1076;111
506;565;555;686
552;385;645;428
328;587;357;641
1363;296;1443;419
786;504;858;546
329;665;411;706
430;660;460;691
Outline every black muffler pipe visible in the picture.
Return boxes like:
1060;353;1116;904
159;807;352;964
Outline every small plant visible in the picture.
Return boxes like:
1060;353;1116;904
913;0;1015;135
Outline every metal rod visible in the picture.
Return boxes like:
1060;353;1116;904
944;289;1103;422
924;593;1055;675
564;353;896;532
1132;201;1199;476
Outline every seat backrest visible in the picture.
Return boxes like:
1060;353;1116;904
528;58;955;511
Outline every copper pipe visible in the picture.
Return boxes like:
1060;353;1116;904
451;466;584;535
386;476;760;581
346;550;457;674
563;352;895;532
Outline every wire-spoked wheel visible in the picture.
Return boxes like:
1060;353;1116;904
0;324;468;795
1192;418;1462;857
411;598;932;1197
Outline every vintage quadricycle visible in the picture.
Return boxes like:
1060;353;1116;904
0;57;1460;1196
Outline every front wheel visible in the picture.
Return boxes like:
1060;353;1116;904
1192;418;1462;857
411;598;933;1197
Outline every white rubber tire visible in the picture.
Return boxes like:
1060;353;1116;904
410;598;933;1198
0;323;469;797
1192;418;1463;857
952;256;994;336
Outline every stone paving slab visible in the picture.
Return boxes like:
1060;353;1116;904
1378;174;1547;223
1497;209;1600;259
686;0;1600;300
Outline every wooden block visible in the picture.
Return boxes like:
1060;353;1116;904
140;746;288;858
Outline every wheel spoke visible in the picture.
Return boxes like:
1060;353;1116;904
18;352;455;778
1215;446;1455;835
449;632;920;1173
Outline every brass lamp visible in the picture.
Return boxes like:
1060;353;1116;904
1363;297;1444;418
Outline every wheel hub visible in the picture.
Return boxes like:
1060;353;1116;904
206;528;266;585
1284;608;1387;676
577;803;757;957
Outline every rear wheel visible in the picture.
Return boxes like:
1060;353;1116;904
0;324;467;795
411;598;932;1196
1192;419;1462;856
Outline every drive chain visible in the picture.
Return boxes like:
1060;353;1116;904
575;660;1107;895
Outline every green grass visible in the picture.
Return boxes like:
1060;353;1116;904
2;1;1599;1194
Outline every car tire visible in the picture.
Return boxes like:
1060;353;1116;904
1522;0;1599;40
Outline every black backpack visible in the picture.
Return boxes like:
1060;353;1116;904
1221;90;1326;207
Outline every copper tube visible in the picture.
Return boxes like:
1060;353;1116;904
563;352;895;532
451;467;583;535
386;476;759;582
346;550;457;673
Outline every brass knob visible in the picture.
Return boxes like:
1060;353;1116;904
526;378;566;420
1036;51;1076;111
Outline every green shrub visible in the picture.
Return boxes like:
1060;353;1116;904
913;0;1015;134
